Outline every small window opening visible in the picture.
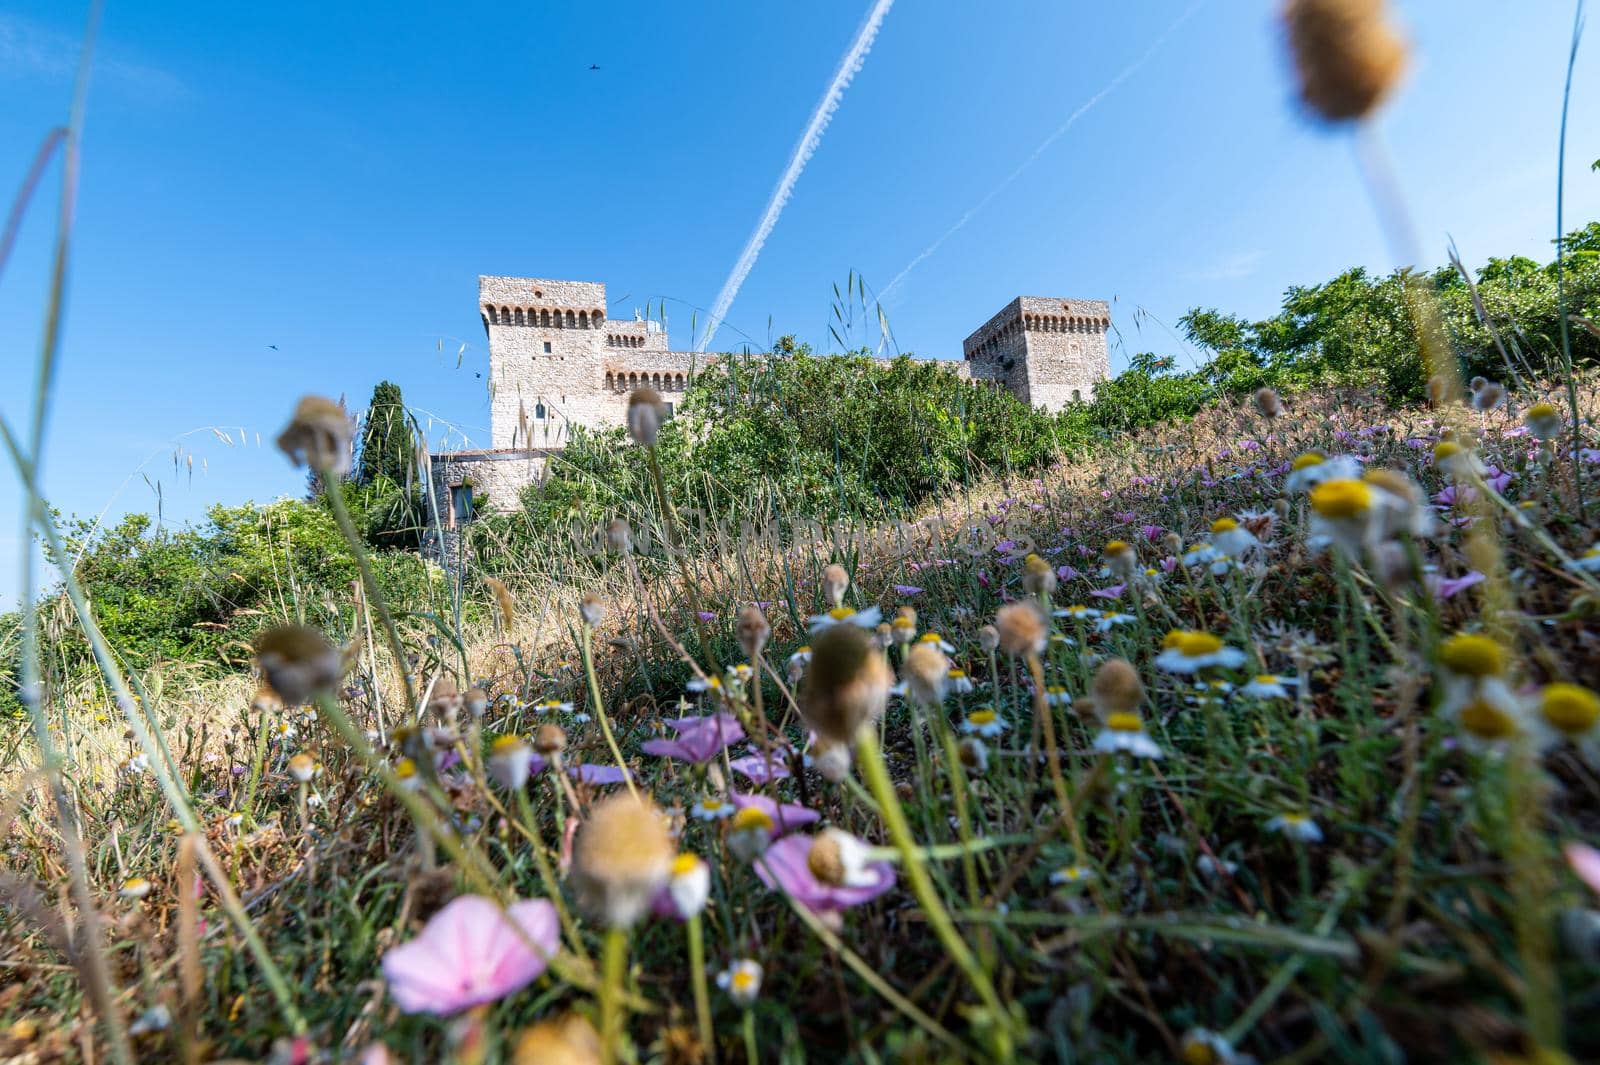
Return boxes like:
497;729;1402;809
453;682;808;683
543;341;552;354
535;402;546;419
450;485;474;525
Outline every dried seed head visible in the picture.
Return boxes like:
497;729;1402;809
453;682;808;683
979;624;1000;654
994;601;1049;658
810;736;852;782
1470;380;1506;413
1254;386;1284;418
276;395;355;478
737;605;771;660
254;625;343;706
1162;532;1184;557
1282;0;1408;123
627;387;665;446
288;753;316;783
570;794;674;928
821;564;850;609
250;685;283;716
512;1013;602;1065
484;577;516;630
579;593;606;628
533;723;569;755
1525;401;1564;441
806;831;847;886
605;518;633;554
1426;374;1449;407
427;676;462;725
800;623;894;744
957;736;989;774
902;642;951;706
465;685;490;719
1023;553;1058;597
1091;658;1145;716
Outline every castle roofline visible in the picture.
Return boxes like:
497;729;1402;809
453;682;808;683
962;295;1111;353
479;275;607;309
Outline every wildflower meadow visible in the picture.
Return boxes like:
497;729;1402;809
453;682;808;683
5;2;1600;1063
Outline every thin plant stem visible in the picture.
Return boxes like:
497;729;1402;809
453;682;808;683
320;476;415;707
600;925;628;1065
688;913;714;1061
854;728;1015;1054
581;623;641;802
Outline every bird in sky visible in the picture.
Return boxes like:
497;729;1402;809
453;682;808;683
588;64;601;71
268;344;278;350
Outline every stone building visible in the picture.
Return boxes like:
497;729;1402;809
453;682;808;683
426;275;1110;552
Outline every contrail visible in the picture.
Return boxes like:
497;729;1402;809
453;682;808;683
696;0;896;352
880;0;1205;301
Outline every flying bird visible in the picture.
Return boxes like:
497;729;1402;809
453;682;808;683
588;64;601;71
269;344;279;350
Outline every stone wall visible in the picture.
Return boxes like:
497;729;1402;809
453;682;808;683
961;296;1110;411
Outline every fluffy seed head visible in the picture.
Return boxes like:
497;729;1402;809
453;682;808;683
250;685;283;716
534;723;569;755
626;387;664;445
605;518;633;554
276;395;355;478
254;625;343;706
1282;0;1408;123
800;623;894;743
579;593;606;628
571;795;674;928
1091;658;1145;715
512;1014;602;1065
807;831;848;886
288;753;316;783
1526;402;1564;441
737;605;771;659
821;564;850;609
1254;386;1283;418
979;624;1000;654
1470;380;1506;413
994;601;1049;657
902;642;951;706
427;676;462;724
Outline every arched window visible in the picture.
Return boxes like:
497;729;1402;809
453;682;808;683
500;306;510;323
538;309;548;326
564;310;575;327
535;402;546;419
484;306;496;324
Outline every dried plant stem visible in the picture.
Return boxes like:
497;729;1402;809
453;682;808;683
1024;652;1085;857
645;443;720;672
320;477;415;707
580;624;641;802
600;926;628;1065
687;913;714;1060
854;728;1015;1054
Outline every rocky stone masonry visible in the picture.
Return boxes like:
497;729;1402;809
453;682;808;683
427;275;1111;544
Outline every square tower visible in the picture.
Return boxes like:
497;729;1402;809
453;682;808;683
479;276;610;449
962;296;1111;411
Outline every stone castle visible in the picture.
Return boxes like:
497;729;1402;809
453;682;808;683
427;275;1110;538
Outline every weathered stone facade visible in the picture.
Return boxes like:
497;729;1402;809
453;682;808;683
427;275;1110;552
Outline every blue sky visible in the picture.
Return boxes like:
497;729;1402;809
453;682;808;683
2;0;1596;606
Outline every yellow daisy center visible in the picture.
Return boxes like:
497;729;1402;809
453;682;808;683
1291;452;1325;471
827;606;854;620
1433;440;1462;461
1459;699;1517;740
1528;401;1559;420
1173;631;1224;657
1254;674;1279;685
490;735;524;754
1539;683;1600;735
1309;478;1373;519
731;969;756;992
968;709;996;726
672;853;701;877
1182;1039;1219;1065
1210;517;1239;534
730;807;773;833
395;758;417;779
1104;540;1130;555
1438;633;1505;678
1105;711;1143;732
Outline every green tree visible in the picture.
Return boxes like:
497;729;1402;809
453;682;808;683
356;381;412;488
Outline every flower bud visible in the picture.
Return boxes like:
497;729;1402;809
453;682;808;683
627;387;664;445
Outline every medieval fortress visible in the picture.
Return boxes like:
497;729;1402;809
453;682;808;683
428;275;1110;536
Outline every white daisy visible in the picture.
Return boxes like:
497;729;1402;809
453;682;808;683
916;632;956;653
960;708;1009;738
1154;631;1248;674
1043;685;1073;706
1285;452;1362;493
1049;864;1095;887
1209;517;1260;560
1095;613;1137;633
1053;604;1102;622
1266;812;1323;843
666;853;711;919
717;960;763;1008
1093;712;1164;759
946;668;974;695
690;796;735;821
808;605;883;633
532;698;574;715
1568;545;1600;573
1239;674;1296;700
1182;543;1219;567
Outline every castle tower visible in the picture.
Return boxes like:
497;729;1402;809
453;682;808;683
962;296;1111;411
479;276;611;450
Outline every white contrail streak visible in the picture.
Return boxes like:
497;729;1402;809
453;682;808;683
696;0;895;352
880;0;1205;301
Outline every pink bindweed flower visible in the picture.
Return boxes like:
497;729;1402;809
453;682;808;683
1426;572;1485;600
1056;564;1082;581
754;832;895;918
893;584;923;596
696;611;717;623
728;747;792;784
642;714;745;764
730;792;819;835
1089;583;1126;600
1566;843;1600;896
1140;524;1164;542
569;763;633;785
381;895;559;1014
